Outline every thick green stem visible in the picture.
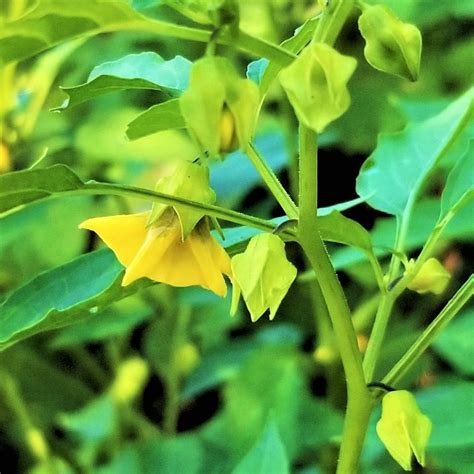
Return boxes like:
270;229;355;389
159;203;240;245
298;125;370;473
246;143;298;219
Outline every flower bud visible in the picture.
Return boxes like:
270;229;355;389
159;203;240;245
180;56;260;157
148;160;216;239
279;42;357;133
26;428;49;461
358;4;422;81
173;342;200;378
110;357;149;404
377;390;432;471
230;233;297;322
407;257;451;295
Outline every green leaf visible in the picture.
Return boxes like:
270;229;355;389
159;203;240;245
331;198;474;270
247;16;318;95
232;420;289;474
97;437;205;474
50;297;153;349
440;140;474;218
417;378;474;448
55;53;191;110
357;88;474;216
0;249;142;351
60;395;117;443
433;309;474;377
0;0;143;65
0;164;84;214
126;99;186;140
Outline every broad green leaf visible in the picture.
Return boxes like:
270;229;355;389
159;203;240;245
0;164;84;214
50;297;153;349
417;378;474;448
440;140;474;218
433;309;474;377
55;53;191;110
0;249;144;351
357;88;474;216
331;198;474;270
232;420;289;474
126;99;186;140
0;0;144;65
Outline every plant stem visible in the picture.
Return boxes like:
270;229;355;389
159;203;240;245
120;20;296;65
297;125;370;473
382;275;474;389
363;293;395;381
83;182;287;233
245;143;298;219
363;202;466;380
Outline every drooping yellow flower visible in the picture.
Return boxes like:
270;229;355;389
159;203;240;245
79;210;231;297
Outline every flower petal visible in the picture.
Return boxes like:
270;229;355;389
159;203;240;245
79;213;148;266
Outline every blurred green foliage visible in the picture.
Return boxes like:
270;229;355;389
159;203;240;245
0;1;473;473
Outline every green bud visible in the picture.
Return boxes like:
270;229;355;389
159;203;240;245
279;42;357;133
180;56;260;157
110;357;149;405
148;160;216;239
358;4;422;81
407;257;451;295
377;390;432;471
230;233;297;322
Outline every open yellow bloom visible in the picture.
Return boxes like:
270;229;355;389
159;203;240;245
79;210;231;297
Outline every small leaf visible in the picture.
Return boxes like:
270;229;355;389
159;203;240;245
232;419;289;474
126;99;186;140
55;53;192;110
357;88;474;216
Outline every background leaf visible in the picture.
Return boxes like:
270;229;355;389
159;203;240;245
356;89;474;216
56;53;191;110
231;419;289;474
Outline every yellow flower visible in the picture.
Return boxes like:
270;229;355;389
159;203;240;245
79;210;231;296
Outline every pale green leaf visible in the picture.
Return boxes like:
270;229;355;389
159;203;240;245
440;140;474;218
232;420;289;474
55;53;191;110
357;88;474;216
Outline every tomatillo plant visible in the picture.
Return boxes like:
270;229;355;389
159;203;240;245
0;0;473;473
